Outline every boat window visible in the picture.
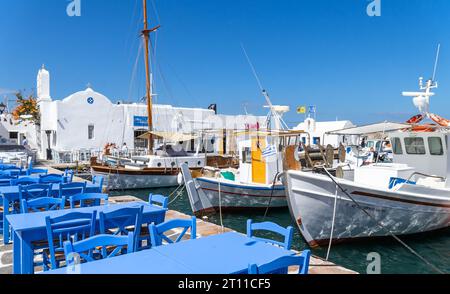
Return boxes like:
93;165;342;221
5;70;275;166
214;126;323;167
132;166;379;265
375;141;381;151
366;141;374;148
88;125;95;140
428;137;443;155
242;147;252;164
404;137;426;154
392;137;403;154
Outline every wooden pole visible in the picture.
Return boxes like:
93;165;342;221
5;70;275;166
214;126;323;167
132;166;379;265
142;0;153;154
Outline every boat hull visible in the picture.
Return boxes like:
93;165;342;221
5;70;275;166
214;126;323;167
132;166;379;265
91;167;179;190
285;170;450;247
191;177;287;213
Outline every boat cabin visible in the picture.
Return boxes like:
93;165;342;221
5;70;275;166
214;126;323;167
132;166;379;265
236;130;303;185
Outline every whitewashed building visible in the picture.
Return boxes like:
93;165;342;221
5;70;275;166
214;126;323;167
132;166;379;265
28;66;266;161
294;118;356;147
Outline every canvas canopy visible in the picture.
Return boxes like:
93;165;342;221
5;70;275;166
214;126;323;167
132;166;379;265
326;122;411;136
137;131;199;143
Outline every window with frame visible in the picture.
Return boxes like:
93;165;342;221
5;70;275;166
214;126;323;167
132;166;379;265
88;125;95;140
404;137;426;154
392;137;403;155
242;147;252;164
428;137;443;155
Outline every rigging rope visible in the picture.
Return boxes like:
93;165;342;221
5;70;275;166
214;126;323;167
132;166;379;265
320;167;445;274
325;186;339;261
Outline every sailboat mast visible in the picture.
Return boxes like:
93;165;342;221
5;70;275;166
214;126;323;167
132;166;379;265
142;0;154;154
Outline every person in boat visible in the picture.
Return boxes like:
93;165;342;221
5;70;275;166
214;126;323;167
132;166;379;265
22;136;29;147
121;143;129;156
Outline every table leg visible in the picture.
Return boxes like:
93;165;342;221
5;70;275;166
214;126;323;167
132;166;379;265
13;230;33;274
13;230;21;274
3;197;10;244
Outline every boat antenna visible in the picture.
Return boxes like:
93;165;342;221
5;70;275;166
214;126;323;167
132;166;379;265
240;43;289;130
142;0;160;154
432;43;441;82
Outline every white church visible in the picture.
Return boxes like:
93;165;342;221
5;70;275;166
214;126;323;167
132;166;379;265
1;66;267;162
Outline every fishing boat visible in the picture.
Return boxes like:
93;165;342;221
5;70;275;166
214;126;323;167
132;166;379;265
182;128;304;214
90;0;236;190
285;74;450;247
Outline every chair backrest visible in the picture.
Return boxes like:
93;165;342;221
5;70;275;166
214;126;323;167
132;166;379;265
59;182;87;198
92;175;104;192
45;211;97;270
149;194;169;209
26;168;48;176
248;250;311;274
69;193;109;209
21;196;65;214
99;206;143;251
11;177;39;186
247;220;294;250
149;217;196;247
18;184;52;203
64;169;74;183
63;233;135;264
39;174;64;184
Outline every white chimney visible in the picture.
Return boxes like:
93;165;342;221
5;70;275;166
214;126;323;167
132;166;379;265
37;65;51;102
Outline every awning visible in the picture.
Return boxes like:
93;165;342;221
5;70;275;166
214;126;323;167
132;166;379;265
137;131;200;143
233;129;305;137
326;122;412;136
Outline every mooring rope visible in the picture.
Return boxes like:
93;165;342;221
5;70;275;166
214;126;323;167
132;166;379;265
263;172;281;220
325;185;339;261
320;167;445;274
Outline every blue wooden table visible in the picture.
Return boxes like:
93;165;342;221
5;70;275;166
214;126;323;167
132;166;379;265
42;232;295;274
0;174;60;186
1;182;100;244
6;201;167;274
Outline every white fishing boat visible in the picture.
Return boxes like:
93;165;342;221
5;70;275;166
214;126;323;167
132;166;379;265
182;129;304;214
285;74;450;247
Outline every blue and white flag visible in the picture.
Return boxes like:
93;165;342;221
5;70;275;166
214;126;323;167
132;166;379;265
262;145;277;158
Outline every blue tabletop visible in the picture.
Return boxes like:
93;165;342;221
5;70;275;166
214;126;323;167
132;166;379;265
42;232;295;274
153;232;295;274
0;182;99;199
6;202;166;233
42;248;192;274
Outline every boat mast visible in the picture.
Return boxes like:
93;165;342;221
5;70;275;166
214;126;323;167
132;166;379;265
142;0;159;154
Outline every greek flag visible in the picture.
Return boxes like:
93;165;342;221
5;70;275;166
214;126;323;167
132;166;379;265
262;145;277;158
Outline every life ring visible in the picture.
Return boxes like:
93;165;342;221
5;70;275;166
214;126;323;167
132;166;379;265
406;114;424;124
429;113;450;127
411;124;437;132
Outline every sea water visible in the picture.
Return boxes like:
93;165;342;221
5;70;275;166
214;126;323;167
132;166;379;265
111;187;450;274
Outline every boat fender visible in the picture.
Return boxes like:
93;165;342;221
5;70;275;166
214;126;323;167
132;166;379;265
177;172;184;185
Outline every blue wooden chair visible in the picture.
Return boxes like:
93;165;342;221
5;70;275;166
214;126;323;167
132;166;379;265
44;211;97;271
69;193;109;209
39;174;64;184
18;184;52;214
63;233;135;264
58;182;87;198
21;196;66;214
247;220;294;250
99;206;143;252
0;174;16;187
10;177;40;186
149;194;169;208
248;250;312;274
26;168;48;176
149;217;196;247
92;175;104;193
64;169;74;183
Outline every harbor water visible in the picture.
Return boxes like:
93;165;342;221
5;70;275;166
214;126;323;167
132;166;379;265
111;187;450;274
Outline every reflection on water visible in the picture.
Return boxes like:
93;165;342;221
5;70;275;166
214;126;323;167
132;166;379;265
111;187;450;274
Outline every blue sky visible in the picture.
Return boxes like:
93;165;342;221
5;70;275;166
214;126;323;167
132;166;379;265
1;0;449;126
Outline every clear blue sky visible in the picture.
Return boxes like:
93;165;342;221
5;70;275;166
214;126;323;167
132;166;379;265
1;0;449;126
